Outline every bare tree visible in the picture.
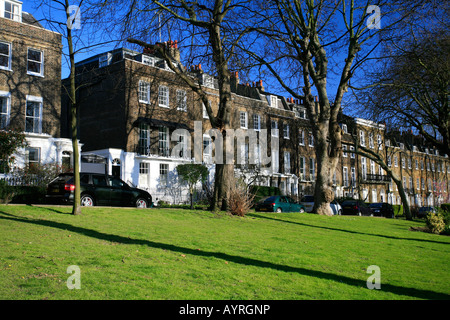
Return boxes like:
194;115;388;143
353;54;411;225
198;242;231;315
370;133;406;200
38;0;116;214
352;23;449;156
111;0;255;211
243;0;420;215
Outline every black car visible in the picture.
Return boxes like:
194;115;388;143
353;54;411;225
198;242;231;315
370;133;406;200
341;200;373;216
46;173;152;208
369;202;394;218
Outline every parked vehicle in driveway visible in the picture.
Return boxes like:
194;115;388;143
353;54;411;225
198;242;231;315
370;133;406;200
341;200;373;216
46;172;152;208
300;195;342;215
369;202;394;218
255;195;306;213
417;206;436;218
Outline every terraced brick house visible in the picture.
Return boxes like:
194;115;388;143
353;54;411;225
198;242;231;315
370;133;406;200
0;0;74;177
62;41;450;206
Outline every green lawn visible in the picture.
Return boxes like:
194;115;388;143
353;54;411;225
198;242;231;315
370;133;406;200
0;204;449;300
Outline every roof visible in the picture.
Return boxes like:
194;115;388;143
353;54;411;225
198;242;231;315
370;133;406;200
21;12;43;28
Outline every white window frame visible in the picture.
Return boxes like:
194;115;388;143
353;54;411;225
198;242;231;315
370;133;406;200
361;157;367;180
350;145;355;158
271;120;278;137
158;126;169;156
27;48;44;77
159;163;169;186
253;114;261;131
26;147;40;168
138;123;150;155
284;151;291;173
142;55;154;66
283;123;290;139
0;41;12;71
299;157;305;179
308;132;314;147
343;144;348;157
25;95;43;134
0;90;11;129
351;167;356;187
158;85;169;108
359;130;365;147
240;111;248;129
299;129;305;145
138;80;151;104
343;166;349;187
139;162;150;187
203;134;212;163
272;150;279;173
3;0;21;22
99;53;112;68
176;89;187;112
309;158;315;180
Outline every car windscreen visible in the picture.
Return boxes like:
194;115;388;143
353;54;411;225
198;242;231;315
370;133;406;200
301;196;314;202
369;203;382;208
341;201;356;206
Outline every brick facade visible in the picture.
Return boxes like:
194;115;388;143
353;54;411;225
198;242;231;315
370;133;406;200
62;44;450;205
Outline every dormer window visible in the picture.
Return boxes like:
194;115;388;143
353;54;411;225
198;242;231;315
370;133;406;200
3;0;21;22
142;55;154;66
202;74;214;88
266;95;278;108
99;53;112;68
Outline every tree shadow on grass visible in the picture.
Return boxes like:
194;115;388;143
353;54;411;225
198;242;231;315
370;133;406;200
1;210;449;300
248;213;450;246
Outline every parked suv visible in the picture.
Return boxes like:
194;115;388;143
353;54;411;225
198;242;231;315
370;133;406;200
46;173;152;208
341;200;373;216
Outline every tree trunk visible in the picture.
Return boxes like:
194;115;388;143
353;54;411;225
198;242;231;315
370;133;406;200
313;128;335;216
65;0;81;215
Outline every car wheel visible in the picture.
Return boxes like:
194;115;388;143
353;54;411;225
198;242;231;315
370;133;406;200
338;209;342;215
80;194;94;206
276;207;282;213
136;198;148;208
299;208;305;213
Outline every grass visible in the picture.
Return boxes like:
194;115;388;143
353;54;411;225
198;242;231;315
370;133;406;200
0;204;449;300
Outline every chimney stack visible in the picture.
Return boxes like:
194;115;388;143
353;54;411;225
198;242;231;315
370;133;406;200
255;79;264;92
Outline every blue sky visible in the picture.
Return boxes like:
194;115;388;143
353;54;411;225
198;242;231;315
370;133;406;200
20;0;379;108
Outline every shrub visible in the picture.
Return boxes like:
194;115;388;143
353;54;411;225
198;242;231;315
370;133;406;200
227;180;255;217
392;205;403;217
426;212;446;234
441;203;450;213
0;180;15;204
